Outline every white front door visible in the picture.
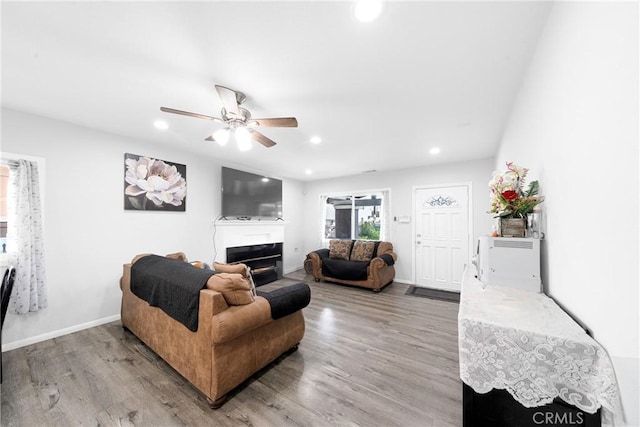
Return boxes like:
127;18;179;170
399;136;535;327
414;185;470;292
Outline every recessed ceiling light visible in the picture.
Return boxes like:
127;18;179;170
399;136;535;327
310;136;322;144
154;120;169;130
429;147;441;155
354;0;383;22
305;169;312;175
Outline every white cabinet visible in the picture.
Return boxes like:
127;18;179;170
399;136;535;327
472;236;541;292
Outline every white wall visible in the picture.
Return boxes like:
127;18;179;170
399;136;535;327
1;108;304;349
496;2;639;424
283;179;306;273
301;158;495;282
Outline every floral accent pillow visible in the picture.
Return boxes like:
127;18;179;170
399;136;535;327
329;239;353;260
350;240;376;262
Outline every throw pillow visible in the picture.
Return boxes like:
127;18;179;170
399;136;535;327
350;240;376;262
329;239;353;260
214;262;256;296
166;252;188;262
206;273;254;305
214;261;247;275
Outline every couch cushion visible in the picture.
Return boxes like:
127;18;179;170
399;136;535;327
207;273;254;306
329;239;353;260
322;257;369;281
350;240;376;262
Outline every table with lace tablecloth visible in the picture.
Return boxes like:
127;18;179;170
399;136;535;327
458;267;623;426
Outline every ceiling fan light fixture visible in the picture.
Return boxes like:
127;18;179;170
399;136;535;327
235;127;252;151
212;128;230;146
153;120;169;130
354;0;383;22
162;84;297;148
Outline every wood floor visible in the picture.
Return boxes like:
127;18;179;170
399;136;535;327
1;270;462;427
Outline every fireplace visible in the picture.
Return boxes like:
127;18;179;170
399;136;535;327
226;242;283;286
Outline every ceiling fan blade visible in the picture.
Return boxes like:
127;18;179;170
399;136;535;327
215;85;240;116
160;107;223;122
252;117;298;128
250;129;277;147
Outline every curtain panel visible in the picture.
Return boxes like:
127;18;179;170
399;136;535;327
319;194;328;246
7;159;47;314
380;189;390;241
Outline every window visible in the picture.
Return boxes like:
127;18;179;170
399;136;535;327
323;190;389;241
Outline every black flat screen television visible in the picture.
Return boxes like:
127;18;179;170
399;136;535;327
221;166;283;219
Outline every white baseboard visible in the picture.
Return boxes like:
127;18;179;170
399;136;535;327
1;314;121;352
284;265;304;275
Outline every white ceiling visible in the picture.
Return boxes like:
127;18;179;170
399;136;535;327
2;1;551;181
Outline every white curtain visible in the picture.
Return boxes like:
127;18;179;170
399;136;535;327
380;189;391;241
7;159;47;314
319;194;328;247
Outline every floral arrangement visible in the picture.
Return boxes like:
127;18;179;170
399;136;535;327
125;156;186;209
489;162;543;218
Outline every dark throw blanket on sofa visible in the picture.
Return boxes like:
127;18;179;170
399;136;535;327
131;255;215;332
322;258;369;281
257;282;311;320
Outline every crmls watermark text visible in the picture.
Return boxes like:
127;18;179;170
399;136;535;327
533;411;585;425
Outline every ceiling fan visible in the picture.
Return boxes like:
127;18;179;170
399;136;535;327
160;85;298;150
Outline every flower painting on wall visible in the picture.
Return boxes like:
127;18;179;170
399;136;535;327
124;153;187;211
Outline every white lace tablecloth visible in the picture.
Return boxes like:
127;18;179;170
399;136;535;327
458;267;623;426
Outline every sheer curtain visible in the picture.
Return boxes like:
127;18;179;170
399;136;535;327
380;189;391;241
319;194;328;246
7;159;47;314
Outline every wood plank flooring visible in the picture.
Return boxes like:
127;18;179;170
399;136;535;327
1;270;462;426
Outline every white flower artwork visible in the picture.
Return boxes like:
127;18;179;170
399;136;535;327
124;153;187;211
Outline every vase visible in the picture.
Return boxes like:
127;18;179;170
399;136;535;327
500;217;526;238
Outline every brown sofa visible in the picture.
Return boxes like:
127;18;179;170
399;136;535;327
306;240;397;292
120;253;306;408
